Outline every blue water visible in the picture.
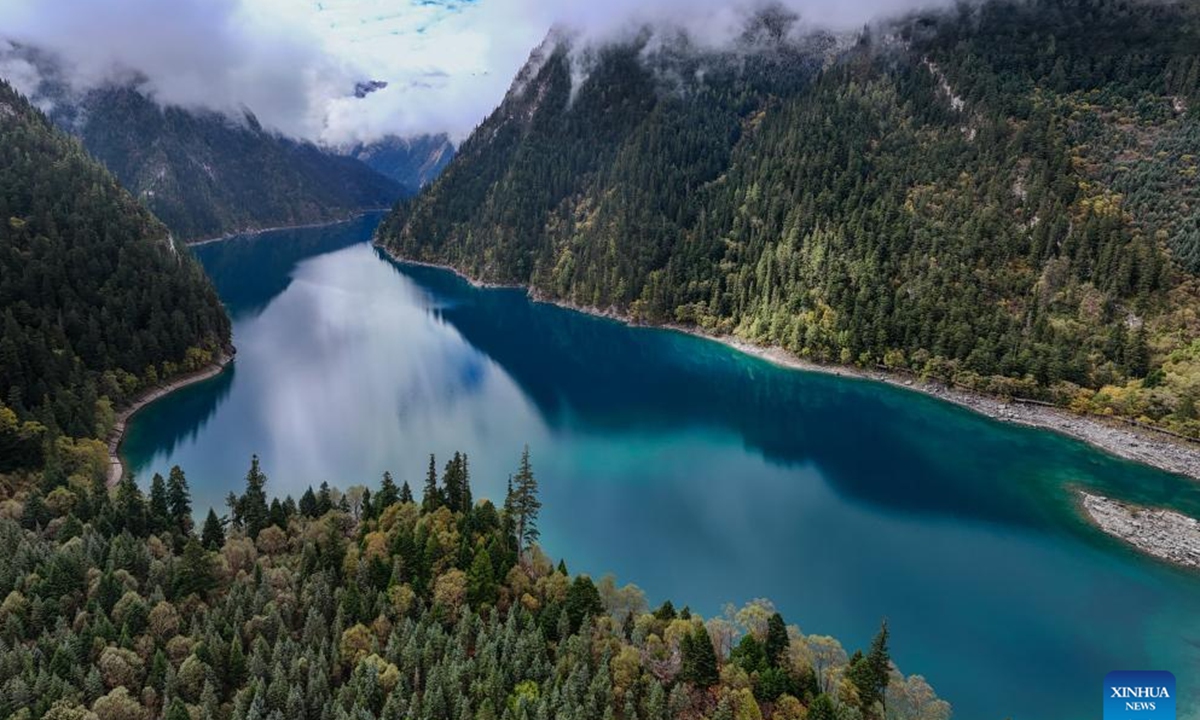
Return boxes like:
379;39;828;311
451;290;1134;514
124;215;1200;719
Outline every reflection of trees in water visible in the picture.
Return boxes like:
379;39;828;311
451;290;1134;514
127;363;235;474
197;214;383;321
386;257;1200;528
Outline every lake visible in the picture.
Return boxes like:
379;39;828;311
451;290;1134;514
124;214;1200;719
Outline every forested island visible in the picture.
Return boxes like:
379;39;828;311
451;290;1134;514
0;449;949;720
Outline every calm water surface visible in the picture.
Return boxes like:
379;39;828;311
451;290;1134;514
124;215;1200;720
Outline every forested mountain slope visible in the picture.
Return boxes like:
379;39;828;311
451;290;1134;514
0;448;950;720
380;0;1200;437
0;47;406;241
57;86;405;241
0;79;230;478
343;133;456;192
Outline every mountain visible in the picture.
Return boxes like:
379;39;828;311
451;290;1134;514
1;48;406;241
0;79;230;476
58;86;405;241
343;133;456;192
380;0;1200;438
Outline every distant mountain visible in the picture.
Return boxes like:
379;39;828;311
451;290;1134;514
380;0;1200;437
343;134;455;192
0;47;405;242
0;78;230;473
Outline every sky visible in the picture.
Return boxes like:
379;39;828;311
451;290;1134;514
0;0;941;145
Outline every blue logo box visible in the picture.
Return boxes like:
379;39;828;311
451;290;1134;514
1105;671;1176;719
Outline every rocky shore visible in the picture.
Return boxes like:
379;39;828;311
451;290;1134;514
375;243;1200;482
1080;492;1200;569
106;351;233;486
705;338;1200;482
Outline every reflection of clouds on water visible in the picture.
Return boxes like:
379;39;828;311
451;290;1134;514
216;241;547;492
125;220;1200;720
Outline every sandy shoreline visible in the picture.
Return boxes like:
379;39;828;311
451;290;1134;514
106;351;233;486
376;242;1200;482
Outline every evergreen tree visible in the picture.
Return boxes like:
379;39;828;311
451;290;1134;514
316;482;333;515
164;698;190;720
167;465;192;532
422;454;442;512
20;491;49;529
377;471;400;510
201;509;226;550
765;612;789;668
299;486;318;517
808;694;838;720
564;575;604;635
149;472;170;532
238;455;271;538
399;480;414;504
848;621;892;717
467;547;498;607
685;625;719;688
114;474;147;536
511;446;541;554
176;539;215;598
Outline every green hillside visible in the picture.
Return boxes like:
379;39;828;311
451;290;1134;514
380;0;1200;437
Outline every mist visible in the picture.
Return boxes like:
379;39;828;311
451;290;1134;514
0;0;950;145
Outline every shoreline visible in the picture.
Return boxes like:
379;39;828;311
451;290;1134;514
1079;492;1200;570
106;351;234;486
188;208;390;246
375;242;1200;482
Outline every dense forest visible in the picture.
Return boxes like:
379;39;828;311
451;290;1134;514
0;447;950;720
379;0;1200;437
0;79;230;477
0;45;406;242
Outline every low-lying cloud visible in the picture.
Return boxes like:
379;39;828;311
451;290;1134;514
0;0;946;145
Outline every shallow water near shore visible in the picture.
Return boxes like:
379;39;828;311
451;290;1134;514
124;215;1200;719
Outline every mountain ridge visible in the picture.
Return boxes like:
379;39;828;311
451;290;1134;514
0;44;407;242
380;0;1200;438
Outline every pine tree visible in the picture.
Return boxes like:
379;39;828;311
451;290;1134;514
20;491;49;530
443;452;465;512
765;612;789;668
467;547;498;607
149;472;170;532
167;465;192;532
511;446;541;555
239;455;270;538
690;625;719;688
399;481;414;504
299;486;318;517
563;575;604;635
862;621;892;716
808;694;837;720
164;698;190;720
316;481;333;515
201;509;225;550
377;471;399;510
422;454;442;512
176;539;215;598
114;474;146;536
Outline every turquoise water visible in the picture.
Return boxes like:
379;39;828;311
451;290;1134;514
124;215;1200;719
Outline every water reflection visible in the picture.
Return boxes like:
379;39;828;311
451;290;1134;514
123;219;1200;720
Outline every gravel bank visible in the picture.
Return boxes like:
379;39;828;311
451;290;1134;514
1080;492;1200;569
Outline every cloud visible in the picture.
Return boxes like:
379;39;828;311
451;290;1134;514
0;0;946;145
